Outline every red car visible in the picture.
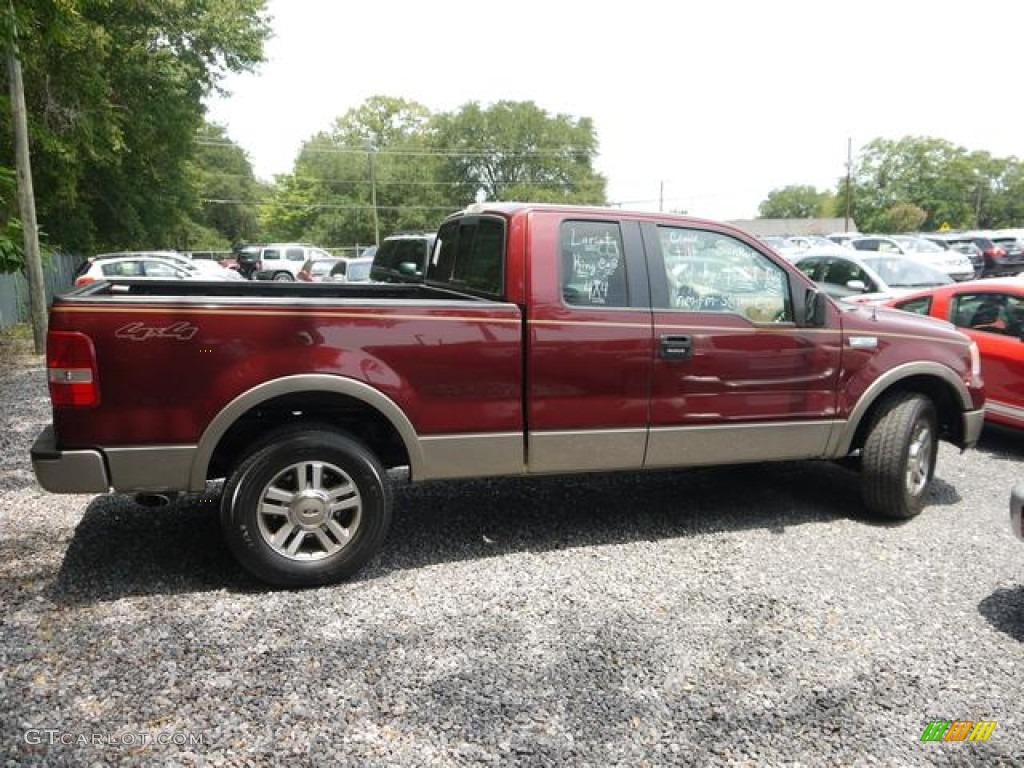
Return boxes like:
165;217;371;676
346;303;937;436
885;279;1024;429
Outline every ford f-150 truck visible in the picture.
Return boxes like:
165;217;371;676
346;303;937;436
32;203;986;586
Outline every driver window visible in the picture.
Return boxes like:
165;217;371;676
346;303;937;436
657;226;792;322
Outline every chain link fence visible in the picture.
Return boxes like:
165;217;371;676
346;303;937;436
0;253;81;330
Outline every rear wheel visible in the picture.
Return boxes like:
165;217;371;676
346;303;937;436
272;271;294;281
220;428;392;587
861;393;937;520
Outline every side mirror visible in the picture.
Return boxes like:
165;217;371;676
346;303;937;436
846;279;867;293
397;261;420;277
803;288;828;327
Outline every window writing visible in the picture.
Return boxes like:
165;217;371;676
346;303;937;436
658;226;791;322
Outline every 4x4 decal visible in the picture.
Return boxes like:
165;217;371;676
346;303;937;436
115;321;198;341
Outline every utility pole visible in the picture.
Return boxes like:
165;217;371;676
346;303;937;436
6;10;47;353
363;140;380;247
844;138;853;233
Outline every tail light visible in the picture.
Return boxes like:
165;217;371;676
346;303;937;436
969;340;982;383
47;330;100;407
74;276;96;286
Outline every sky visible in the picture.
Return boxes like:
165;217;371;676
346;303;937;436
205;0;1023;222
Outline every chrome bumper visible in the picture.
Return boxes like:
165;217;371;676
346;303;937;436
1012;484;1024;542
31;426;110;493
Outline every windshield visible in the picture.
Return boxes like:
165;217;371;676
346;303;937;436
863;256;952;287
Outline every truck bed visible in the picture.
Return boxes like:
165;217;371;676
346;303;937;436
67;279;491;303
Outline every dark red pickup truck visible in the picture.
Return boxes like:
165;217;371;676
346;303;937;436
32;203;985;586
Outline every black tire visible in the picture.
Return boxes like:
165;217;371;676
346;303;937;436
220;427;392;587
861;393;938;520
272;272;293;282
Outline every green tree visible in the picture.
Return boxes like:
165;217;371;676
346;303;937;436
0;167;25;273
189;122;263;248
877;202;927;233
430;101;606;205
758;185;833;218
261;96;608;246
0;0;269;256
264;96;445;245
840;136;1024;232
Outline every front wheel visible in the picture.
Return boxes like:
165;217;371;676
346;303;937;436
861;393;938;520
220;428;392;587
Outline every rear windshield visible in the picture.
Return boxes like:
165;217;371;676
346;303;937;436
375;239;429;269
346;261;372;281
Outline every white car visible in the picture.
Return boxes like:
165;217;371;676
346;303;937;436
96;250;244;281
793;248;952;304
74;253;240;286
849;235;975;281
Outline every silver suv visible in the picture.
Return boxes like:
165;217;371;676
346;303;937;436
237;243;334;281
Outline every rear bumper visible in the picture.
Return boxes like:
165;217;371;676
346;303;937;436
31;426;110;493
1012;484;1024;541
31;426;199;493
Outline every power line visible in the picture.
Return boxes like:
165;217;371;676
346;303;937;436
195;138;595;158
200;198;462;212
198;171;575;188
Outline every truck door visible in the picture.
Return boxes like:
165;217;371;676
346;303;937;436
526;216;654;473
641;222;842;467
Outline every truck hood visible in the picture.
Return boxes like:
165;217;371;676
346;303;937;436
838;301;968;345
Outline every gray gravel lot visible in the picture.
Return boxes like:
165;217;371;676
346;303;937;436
1;344;1023;767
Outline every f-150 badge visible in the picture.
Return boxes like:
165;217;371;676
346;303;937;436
115;321;198;341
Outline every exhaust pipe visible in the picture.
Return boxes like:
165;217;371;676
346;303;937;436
133;492;178;508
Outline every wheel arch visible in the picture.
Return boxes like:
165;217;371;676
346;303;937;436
189;374;423;490
830;363;972;457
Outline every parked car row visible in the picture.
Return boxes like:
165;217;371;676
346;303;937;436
228;233;437;285
920;230;1024;277
762;229;1024;281
73;251;244;286
73;241;409;288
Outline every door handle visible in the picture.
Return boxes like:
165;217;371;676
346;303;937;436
659;334;692;360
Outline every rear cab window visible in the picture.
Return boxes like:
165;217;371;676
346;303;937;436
430;216;505;297
559;221;628;307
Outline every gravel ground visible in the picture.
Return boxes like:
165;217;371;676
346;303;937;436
1;341;1022;767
